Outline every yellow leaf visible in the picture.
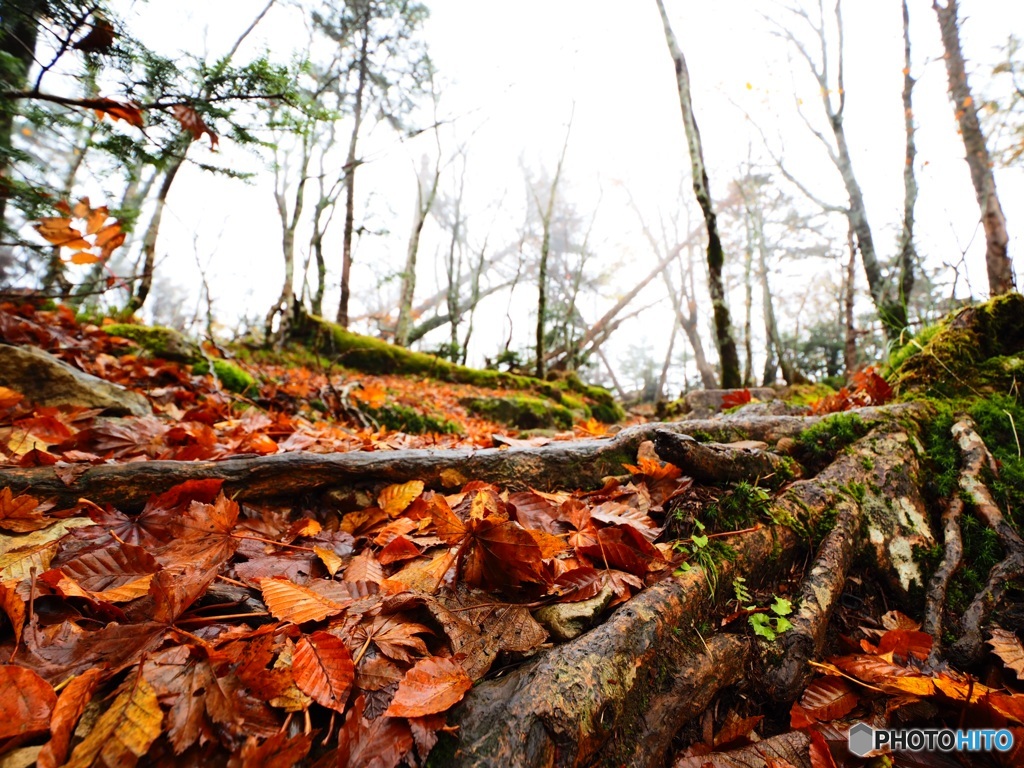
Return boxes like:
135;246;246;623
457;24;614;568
64;676;161;768
745;82;753;90
314;546;344;577
68;251;101;265
258;577;346;623
378;480;424;517
963;96;973;108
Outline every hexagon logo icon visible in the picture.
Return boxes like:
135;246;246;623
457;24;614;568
848;722;875;757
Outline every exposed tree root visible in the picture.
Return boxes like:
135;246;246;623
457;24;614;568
949;418;1024;666
654;430;800;485
924;495;963;662
448;418;929;767
449;525;798;768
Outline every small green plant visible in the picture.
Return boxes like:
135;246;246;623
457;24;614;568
674;519;718;594
748;596;794;641
732;575;751;604
713;481;772;528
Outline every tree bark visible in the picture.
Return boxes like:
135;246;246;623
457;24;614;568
127;154;185;313
336;15;371;328
0;0;44;233
395;154;441;347
933;0;1015;295
655;0;741;388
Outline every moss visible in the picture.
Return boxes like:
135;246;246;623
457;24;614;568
841;482;866;503
782;383;836;407
193;359;258;395
462;395;574;430
292;313;625;422
710;481;772;529
103;323;202;363
366;403;463;434
795;413;868;471
689;430;714;443
888;293;1024;398
811;506;838;544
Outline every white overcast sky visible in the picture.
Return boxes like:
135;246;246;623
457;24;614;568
108;0;1023;391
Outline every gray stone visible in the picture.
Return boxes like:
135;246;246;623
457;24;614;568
683;387;776;418
532;582;615;641
0;344;151;416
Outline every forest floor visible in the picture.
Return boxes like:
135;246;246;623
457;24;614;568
1;297;1024;768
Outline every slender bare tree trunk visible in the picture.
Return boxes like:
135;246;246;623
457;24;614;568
655;0;741;387
776;0;912;341
844;222;858;379
395;153;441;347
662;247;718;389
534;115;572;379
933;0;1014;295
742;209;755;387
897;0;919;329
127;155;185;313
337;21;371;327
752;204;802;385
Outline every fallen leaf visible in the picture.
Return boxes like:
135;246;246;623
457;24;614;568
63;675;162;768
0;666;56;739
293;631;354;712
385;656;472;717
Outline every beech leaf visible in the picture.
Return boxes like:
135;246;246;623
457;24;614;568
384;656;472;717
292;630;355;712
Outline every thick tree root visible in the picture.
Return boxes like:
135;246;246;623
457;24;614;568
949;418;1024;666
759;498;861;702
0;405;924;508
654;430;800;485
923;495;963;662
448;524;799;768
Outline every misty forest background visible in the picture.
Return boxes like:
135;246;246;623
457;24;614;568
1;0;1022;400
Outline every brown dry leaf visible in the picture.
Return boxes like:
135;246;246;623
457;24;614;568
0;666;55;739
34;217;90;249
91;98;144;128
142;645;234;754
63;676;162;768
0;518;95;583
385;656;472;717
293;631;354;713
352;614;433;663
171;104;217;147
59;541;161;603
337;695;413;768
984;692;1024;724
379;480;424;517
791;677;858;727
988;628;1024;678
0;487;49;532
880;609;921;631
235;732;313;768
258;576;347;624
0;581;26;646
382;548;456;594
344;550;383;584
37;668;104;768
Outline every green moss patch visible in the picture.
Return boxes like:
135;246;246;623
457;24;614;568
193;359;258;395
366;403;463;434
461;395;574;430
103;323;203;363
293;312;624;422
795;413;868;472
887;293;1024;398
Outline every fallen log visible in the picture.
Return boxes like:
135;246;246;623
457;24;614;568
0;405;924;509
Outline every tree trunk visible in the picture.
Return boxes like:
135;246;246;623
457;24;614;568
897;0;918;330
933;0;1014;295
0;0;43;234
395;156;440;347
843;221;858;378
127;155;185;314
336;21;371;328
655;0;741;388
535;117;572;380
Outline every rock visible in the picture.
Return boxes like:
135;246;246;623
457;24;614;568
683;387;776;419
0;344;151;416
532;582;615;641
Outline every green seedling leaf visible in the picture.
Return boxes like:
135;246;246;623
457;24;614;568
771;597;793;616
